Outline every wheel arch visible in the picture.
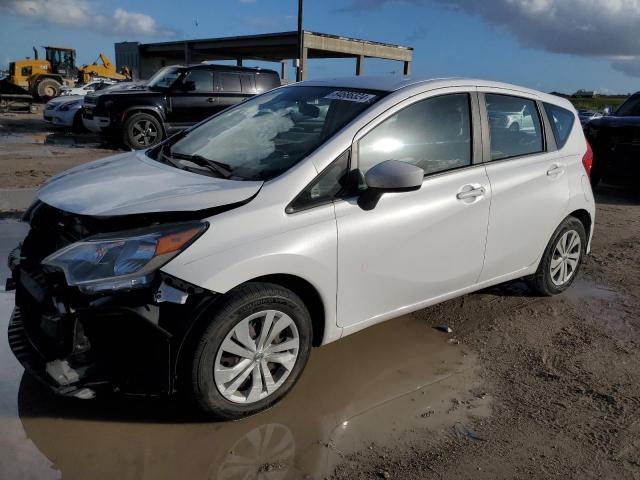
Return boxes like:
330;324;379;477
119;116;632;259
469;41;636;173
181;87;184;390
568;208;592;240
122;106;166;130
245;274;326;347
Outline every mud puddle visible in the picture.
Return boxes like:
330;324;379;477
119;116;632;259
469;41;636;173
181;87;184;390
0;306;488;480
0;131;107;148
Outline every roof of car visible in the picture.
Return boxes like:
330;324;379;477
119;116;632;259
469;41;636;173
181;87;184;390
299;76;567;105
172;63;279;74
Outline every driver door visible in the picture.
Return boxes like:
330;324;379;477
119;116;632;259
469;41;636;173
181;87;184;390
334;89;491;330
168;69;217;128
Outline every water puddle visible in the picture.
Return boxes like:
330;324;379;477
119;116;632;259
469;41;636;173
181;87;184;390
3;312;489;479
0;131;107;148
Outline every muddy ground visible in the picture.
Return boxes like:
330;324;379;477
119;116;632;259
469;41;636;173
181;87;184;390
0;109;639;479
0;106;119;188
334;185;640;480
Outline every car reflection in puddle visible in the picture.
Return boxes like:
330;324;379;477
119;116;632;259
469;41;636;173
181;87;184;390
15;314;490;480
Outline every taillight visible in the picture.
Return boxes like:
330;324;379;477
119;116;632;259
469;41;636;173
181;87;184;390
582;140;593;178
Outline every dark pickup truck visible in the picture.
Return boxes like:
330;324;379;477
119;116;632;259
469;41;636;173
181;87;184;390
583;92;640;187
82;64;280;149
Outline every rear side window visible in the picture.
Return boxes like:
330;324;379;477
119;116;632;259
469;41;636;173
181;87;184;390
358;93;472;176
485;94;543;161
219;73;241;93
544;103;575;149
255;73;280;92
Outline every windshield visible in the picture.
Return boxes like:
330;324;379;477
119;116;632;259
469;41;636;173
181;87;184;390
615;94;640;117
167;86;384;181
147;66;183;90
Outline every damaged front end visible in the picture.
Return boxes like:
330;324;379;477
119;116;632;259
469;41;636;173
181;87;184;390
7;201;217;399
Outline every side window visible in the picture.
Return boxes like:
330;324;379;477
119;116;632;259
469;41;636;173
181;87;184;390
255;73;279;92
240;74;255;93
358;93;472;177
286;150;350;213
543;103;575;149
219;73;242;93
182;70;214;93
21;66;32;76
485;94;544;161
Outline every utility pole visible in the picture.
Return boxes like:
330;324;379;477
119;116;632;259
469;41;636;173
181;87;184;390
296;0;304;81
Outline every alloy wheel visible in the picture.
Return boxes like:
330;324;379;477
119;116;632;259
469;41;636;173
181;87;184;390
550;230;581;286
214;310;300;404
131;120;158;146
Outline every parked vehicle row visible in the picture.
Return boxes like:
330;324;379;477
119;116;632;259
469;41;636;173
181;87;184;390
8;76;594;420
43;81;141;131
82;64;281;149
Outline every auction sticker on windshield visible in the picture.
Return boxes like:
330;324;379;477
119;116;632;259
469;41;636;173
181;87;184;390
324;91;377;103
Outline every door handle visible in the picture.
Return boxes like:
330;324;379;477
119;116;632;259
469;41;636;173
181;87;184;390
456;186;486;200
546;164;565;176
206;97;215;103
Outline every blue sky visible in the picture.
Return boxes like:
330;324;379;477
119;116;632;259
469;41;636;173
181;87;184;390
1;0;639;94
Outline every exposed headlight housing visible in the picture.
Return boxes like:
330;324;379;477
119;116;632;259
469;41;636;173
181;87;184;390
42;222;207;294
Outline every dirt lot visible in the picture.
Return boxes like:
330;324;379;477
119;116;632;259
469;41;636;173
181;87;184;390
0;108;639;479
0;106;119;188
334;186;640;479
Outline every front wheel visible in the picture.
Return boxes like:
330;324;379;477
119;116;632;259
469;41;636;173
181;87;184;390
187;283;313;419
529;216;586;296
123;112;163;149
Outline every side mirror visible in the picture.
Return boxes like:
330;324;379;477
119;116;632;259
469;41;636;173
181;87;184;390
602;106;612;116
359;160;424;210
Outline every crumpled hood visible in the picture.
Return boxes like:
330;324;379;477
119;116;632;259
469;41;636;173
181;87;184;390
37;151;263;216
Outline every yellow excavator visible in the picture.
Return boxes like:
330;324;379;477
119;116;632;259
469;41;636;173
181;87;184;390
0;46;131;100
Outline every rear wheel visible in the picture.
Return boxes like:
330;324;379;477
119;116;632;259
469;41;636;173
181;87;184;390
35;78;62;100
123;112;163;149
187;282;313;419
529;216;586;296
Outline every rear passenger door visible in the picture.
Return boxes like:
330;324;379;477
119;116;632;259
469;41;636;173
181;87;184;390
478;91;569;282
216;72;250;111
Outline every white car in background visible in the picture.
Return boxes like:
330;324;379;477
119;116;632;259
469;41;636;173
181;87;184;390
43;95;86;131
59;79;117;97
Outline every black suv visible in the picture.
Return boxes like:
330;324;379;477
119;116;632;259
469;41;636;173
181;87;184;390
82;64;280;149
583;92;640;187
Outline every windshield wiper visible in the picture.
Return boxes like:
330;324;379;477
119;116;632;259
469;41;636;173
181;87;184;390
170;152;233;179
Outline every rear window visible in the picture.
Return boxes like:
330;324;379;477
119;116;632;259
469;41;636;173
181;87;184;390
544;103;575;149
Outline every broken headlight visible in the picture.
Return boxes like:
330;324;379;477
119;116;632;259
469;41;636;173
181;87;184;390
42;222;207;294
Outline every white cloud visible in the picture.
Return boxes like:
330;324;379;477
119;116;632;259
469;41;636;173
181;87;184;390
0;0;175;37
342;0;640;77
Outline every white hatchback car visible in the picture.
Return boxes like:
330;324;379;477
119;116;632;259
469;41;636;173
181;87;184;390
8;77;594;419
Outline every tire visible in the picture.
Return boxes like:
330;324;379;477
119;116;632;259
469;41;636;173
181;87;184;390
36;78;61;100
122;112;163;149
72;110;86;133
529;216;586;296
186;282;313;419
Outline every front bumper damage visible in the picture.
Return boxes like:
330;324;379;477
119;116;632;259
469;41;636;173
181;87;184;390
7;201;218;399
